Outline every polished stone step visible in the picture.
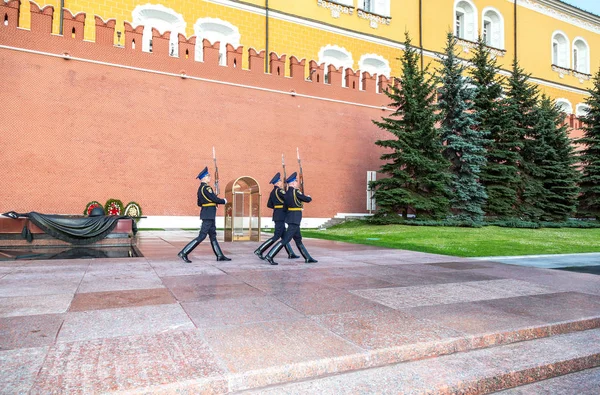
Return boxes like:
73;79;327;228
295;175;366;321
498;366;600;394
240;328;600;394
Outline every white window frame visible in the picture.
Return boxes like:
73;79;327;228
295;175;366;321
359;54;391;91
318;45;354;87
454;0;477;41
132;4;186;57
551;31;570;68
572;37;590;74
362;0;390;17
555;98;573;115
481;7;504;49
576;103;590;117
194;18;241;66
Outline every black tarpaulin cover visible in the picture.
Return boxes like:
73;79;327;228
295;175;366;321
2;211;137;245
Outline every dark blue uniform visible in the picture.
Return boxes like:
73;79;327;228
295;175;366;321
178;167;230;262
264;171;317;265
280;186;312;245
197;182;226;242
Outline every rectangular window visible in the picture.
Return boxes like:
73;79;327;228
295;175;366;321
364;0;374;12
552;42;558;65
483;21;491;45
455;12;464;38
573;49;579;71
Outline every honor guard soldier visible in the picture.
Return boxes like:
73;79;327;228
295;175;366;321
178;166;231;262
265;172;317;265
253;172;300;264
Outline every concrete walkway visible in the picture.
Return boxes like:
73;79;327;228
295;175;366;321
1;230;600;394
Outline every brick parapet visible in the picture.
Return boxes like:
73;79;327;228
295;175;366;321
0;1;391;108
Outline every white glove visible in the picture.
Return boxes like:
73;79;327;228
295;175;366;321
223;198;228;204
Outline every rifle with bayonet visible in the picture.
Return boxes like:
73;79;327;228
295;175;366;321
212;146;220;195
296;147;304;194
282;153;287;191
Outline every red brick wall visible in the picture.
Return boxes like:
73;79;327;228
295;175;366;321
0;3;390;218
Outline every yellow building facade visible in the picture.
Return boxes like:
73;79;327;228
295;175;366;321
19;0;598;116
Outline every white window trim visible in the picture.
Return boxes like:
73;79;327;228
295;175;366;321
318;45;354;87
551;30;570;69
576;103;590;117
194;17;241;65
481;7;504;50
132;4;186;56
572;36;590;74
555;98;573;114
358;53;391;78
454;0;477;41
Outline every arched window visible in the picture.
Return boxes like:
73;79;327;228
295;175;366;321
573;37;590;74
576;103;590;117
132;5;186;57
318;45;354;86
194;18;241;65
482;7;504;49
454;0;477;41
362;0;391;17
359;54;390;91
551;31;569;68
555;98;573;115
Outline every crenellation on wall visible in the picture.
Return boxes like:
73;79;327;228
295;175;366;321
345;68;360;90
308;60;325;84
226;43;242;68
269;53;286;77
248;47;265;74
362;71;377;92
202;39;220;66
62;9;85;41
150;28;170;56
123;21;142;50
1;0;20;30
1;1;392;111
28;1;53;35
289;56;306;80
178;33;196;61
327;64;343;87
94;16;115;47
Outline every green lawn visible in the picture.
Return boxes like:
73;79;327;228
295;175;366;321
300;221;600;257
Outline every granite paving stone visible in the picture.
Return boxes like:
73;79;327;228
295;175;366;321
246;329;600;394
148;260;226;277
202;319;363;373
0;347;49;394
310;305;464;350
31;330;227;394
402;300;548;335
0;275;83;297
77;270;165;292
498;366;600;394
0;314;65;350
57;304;195;342
272;287;384;315
69;288;176;312
182;295;303;328
0;294;73;317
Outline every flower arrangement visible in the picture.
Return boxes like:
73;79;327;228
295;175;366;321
104;199;124;216
84;201;103;216
124;201;142;221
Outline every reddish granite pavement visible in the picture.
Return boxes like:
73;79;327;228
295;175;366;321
1;231;600;394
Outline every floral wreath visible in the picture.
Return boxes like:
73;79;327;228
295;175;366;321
123;201;142;222
104;199;124;216
84;201;103;216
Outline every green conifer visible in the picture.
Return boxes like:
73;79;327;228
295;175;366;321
372;33;450;219
576;70;600;219
437;33;488;222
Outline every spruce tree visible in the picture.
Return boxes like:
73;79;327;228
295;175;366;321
469;38;519;218
436;33;487;222
372;33;450;219
505;59;541;220
535;95;580;221
576;70;600;219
